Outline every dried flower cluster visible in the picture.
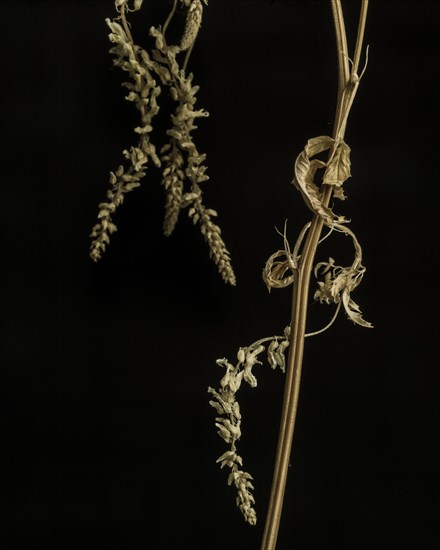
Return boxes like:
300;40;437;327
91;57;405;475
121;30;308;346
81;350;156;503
90;9;161;262
180;0;207;51
90;0;235;285
208;328;290;524
150;25;235;285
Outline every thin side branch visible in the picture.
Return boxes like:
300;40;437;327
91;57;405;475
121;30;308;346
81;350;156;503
352;0;369;79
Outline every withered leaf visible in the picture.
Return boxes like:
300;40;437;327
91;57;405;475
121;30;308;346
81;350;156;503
293;150;336;227
342;290;373;328
323;141;351;186
305;135;334;157
293;136;348;226
263;249;295;291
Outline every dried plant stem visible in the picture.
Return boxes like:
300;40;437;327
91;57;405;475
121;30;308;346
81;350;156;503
182;41;195;73
260;2;369;549
163;0;178;42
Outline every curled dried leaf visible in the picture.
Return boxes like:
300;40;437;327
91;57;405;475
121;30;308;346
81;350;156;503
323;141;351;187
263;250;295;292
262;221;310;292
293;136;348;226
314;225;372;328
342;290;373;328
305;135;335;157
293;152;336;226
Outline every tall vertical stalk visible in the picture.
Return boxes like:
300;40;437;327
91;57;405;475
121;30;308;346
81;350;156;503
260;2;369;549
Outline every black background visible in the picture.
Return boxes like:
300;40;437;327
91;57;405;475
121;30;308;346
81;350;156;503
2;1;440;548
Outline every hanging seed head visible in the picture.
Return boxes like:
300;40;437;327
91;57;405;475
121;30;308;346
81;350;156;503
180;0;205;51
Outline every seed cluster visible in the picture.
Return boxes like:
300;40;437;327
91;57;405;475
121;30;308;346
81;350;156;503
208;328;290;524
90;0;235;284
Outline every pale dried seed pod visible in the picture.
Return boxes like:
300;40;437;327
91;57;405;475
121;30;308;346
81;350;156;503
180;0;204;51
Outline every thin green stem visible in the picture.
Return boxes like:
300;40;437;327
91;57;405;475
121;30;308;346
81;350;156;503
260;2;368;549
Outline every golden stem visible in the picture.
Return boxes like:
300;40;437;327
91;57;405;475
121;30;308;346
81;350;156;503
182;41;195;73
163;0;178;45
260;2;368;549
